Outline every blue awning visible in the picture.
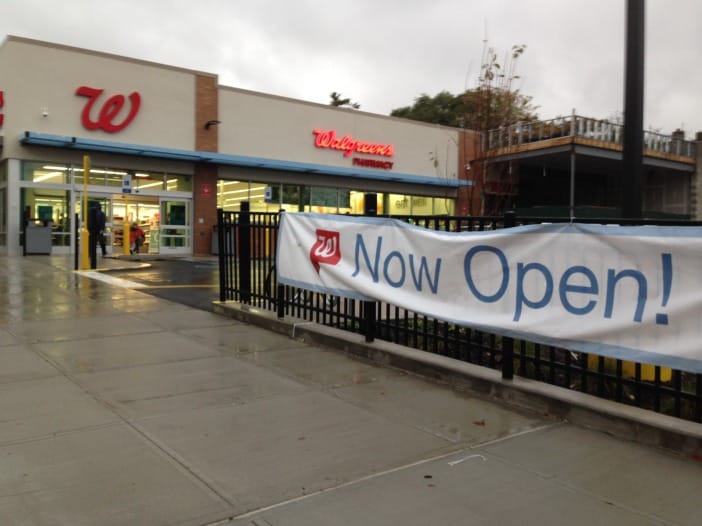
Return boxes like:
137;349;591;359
20;131;474;189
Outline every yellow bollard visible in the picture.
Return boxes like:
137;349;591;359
123;223;131;255
123;194;131;255
80;226;90;269
81;155;90;270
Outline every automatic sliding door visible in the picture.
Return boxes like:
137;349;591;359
159;199;190;254
111;195;159;254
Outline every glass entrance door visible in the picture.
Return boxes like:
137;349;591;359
159;199;191;254
111;194;160;254
73;192;113;255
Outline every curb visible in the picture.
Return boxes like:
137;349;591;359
213;300;702;458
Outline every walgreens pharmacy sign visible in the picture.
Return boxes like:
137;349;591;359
312;129;394;158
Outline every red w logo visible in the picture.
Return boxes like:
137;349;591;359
310;229;341;273
76;86;141;133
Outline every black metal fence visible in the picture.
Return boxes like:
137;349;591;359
218;203;702;423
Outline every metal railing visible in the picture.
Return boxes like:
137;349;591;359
218;206;702;423
483;115;697;158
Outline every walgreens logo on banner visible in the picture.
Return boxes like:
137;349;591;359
0;90;4;127
75;86;141;133
313;129;395;170
310;229;341;273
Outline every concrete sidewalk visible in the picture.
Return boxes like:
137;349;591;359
0;255;700;525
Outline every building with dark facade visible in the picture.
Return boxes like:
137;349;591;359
476;115;699;219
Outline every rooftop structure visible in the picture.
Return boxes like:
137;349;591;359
475;113;699;218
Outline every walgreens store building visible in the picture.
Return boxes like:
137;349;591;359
0;36;475;257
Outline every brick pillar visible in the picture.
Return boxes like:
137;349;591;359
456;130;481;216
193;164;218;254
193;73;219;255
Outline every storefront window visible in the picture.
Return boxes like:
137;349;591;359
388;194;411;215
306;186;351;214
0;161;7;183
349;191;383;214
164;173;192;192
387;194;436;215
283;185;307;211
217;180;268;211
133;173;166;191
20;188;70;246
22;162;69;184
21;161;191;194
385;194;454;216
434;197;455;215
216;180;454;217
78;167;124;187
96;168;125;188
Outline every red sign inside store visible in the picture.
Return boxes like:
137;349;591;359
0;91;4;127
76;86;141;133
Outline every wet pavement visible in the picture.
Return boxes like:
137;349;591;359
106;256;220;311
0;254;700;525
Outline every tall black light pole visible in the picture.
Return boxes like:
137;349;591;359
622;0;645;219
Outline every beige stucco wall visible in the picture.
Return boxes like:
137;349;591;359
0;36;199;162
218;87;460;181
0;36;461;184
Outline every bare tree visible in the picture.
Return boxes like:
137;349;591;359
330;92;360;109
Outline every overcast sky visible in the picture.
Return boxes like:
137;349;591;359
2;0;700;138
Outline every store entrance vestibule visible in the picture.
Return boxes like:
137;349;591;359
73;193;184;255
17;160;194;257
111;194;160;254
159;199;191;254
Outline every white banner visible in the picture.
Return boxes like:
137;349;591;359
277;213;702;373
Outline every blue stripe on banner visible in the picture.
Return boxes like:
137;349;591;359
288;212;702;239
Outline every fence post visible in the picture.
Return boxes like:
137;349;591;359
217;208;226;302
501;210;516;380
74;212;80;270
277;209;285;319
363;193;377;343
238;201;251;304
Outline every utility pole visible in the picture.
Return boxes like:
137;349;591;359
621;0;645;219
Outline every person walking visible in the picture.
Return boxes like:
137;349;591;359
87;202;105;269
130;222;145;254
96;204;107;257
